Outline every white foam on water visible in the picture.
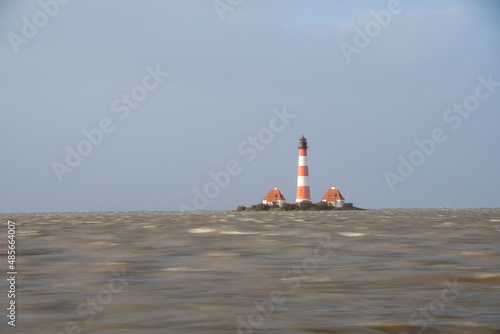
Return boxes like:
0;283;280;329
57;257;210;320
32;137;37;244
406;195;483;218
338;232;366;237
188;227;216;233
489;219;500;222
282;275;309;282
161;266;206;272
219;230;258;235
18;230;42;236
142;225;157;228
472;273;500;279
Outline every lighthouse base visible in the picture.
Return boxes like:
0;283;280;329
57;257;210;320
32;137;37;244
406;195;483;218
295;199;312;203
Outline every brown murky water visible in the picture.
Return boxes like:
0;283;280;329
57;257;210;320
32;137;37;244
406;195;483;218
1;208;500;334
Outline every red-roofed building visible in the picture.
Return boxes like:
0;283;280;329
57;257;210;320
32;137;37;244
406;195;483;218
321;186;345;207
263;187;286;206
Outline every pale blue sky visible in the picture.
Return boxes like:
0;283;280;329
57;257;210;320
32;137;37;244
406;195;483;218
1;0;499;212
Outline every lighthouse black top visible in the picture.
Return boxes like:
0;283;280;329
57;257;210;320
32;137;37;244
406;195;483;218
298;136;308;149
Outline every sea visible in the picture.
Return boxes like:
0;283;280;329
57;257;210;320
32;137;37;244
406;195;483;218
1;208;499;334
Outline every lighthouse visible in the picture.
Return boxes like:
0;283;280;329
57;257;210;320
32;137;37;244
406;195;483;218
296;136;311;203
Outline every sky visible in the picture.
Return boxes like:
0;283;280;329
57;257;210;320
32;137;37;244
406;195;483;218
1;0;500;212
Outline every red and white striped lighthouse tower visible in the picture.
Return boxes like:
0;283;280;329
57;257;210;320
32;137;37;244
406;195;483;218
296;136;311;203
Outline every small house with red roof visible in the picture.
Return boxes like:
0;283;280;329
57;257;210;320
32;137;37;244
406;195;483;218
321;186;345;207
263;187;286;206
